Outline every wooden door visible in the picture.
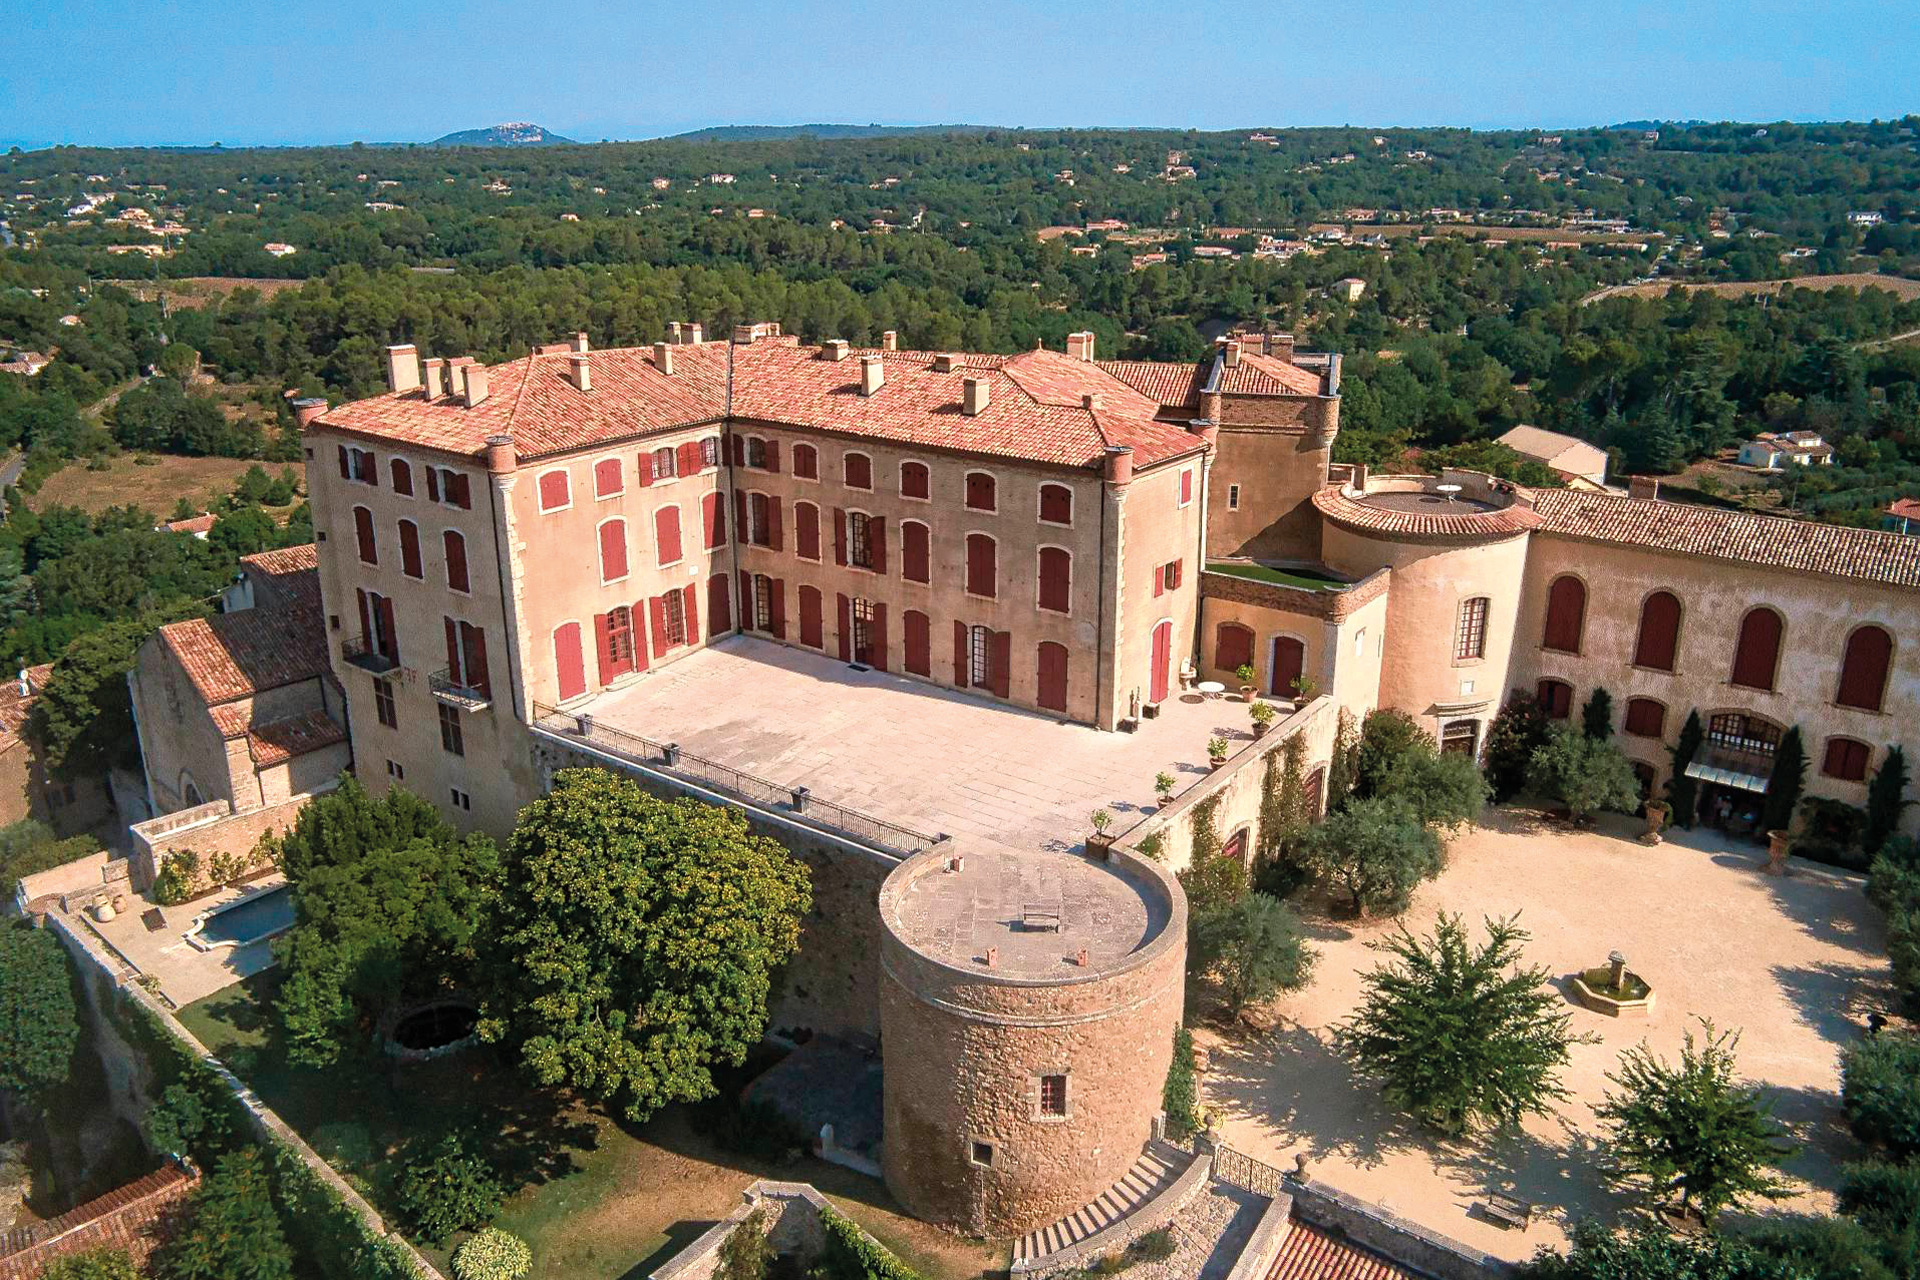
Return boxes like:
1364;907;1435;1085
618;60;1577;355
1149;620;1171;704
1037;642;1069;713
1270;636;1305;697
553;623;586;701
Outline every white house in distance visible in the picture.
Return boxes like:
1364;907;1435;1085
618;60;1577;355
1331;277;1367;302
1496;424;1609;487
1739;431;1834;470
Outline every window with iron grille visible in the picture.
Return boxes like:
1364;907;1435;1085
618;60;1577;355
848;511;873;568
1454;596;1489;661
438;703;465;757
852;597;873;664
653;446;677;479
700;436;720;468
608;606;636;667
747;437;767;469
1039;1074;1067;1116
754;575;774;631
663;590;686;647
374;680;397;729
969;624;992;687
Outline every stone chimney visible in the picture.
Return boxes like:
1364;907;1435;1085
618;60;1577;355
881;330;897;351
687;323;704;345
385;344;420;394
668;321;682;344
1104;444;1134;486
1271;332;1296;363
963;376;989;416
1223;340;1242;368
654;342;675;376
1082;393;1102;412
569;353;592;392
484;433;517;475
1629;475;1661;502
1066;331;1095;362
422;357;448;399
859;355;884;396
571;331;590;354
461;363;489;408
292;397;328;430
932;353;959;372
822;339;850;362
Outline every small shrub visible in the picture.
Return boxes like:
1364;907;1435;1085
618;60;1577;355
1136;833;1164;860
152;849;202;905
207;849;247;887
717;1209;773;1280
1127;1228;1177;1264
133;454;160;466
394;1132;502;1244
1162;1027;1200;1141
1206;736;1229;760
1842;1033;1920;1159
453;1227;533;1280
39;1249;141;1280
817;1208;924;1280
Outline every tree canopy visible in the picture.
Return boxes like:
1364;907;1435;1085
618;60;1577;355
0;921;79;1098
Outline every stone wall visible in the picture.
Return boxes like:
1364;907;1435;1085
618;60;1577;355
127;785;330;890
1283;1173;1514;1280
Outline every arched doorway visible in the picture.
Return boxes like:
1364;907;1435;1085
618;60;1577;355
1269;636;1305;698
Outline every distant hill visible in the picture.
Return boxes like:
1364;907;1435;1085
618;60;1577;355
430;122;574;147
665;123;990;142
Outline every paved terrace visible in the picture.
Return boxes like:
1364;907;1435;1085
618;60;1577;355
548;636;1255;858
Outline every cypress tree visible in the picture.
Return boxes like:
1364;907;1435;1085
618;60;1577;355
1668;710;1705;828
1762;727;1807;835
1580;688;1614;741
1865;746;1911;856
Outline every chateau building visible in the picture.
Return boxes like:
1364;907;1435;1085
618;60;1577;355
300;321;1919;1236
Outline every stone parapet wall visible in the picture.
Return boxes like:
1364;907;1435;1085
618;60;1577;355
1284;1174;1513;1280
649;1182;876;1280
128;785;333;891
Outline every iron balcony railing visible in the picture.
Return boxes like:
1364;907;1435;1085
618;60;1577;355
341;633;399;676
530;702;940;858
429;668;492;710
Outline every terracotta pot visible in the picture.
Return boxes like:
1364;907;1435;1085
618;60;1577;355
1765;829;1791;876
1239;685;1257;702
1252;721;1271;738
1087;831;1115;854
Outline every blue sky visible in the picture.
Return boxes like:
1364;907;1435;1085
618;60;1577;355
3;0;1915;147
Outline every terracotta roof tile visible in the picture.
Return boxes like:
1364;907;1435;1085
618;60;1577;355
1886;497;1920;520
1266;1219;1422;1280
1313;486;1543;541
0;665;51;750
1535;490;1920;588
1222;351;1326;397
239;544;321;611
247;708;346;767
1094;359;1207;411
160;603;329;706
163;513;216;535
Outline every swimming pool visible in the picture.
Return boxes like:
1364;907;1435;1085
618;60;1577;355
186;883;295;950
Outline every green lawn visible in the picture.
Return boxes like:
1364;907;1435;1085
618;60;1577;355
179;975;1003;1280
1204;561;1349;591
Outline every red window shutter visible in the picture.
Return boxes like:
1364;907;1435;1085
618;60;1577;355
637;452;654;487
593;612;615;685
337;445;350;479
355;588;371;644
1171;559;1183;589
677;442;699;477
630;603;650;672
554;623;586;701
766;497;783;551
1153;562;1165;597
399;521;422;578
905;610;930;676
990;630;1012;699
833;509;848;565
870;603;888;672
1634;591;1681;670
446;473;471;509
703;492;726;549
1731;608;1782;690
1180;470;1193;504
903;522;929;583
796;445;817;479
1040;484;1071;523
707;574;731;636
731;434;745;467
465;625;490;695
1825;738;1869;782
954;620;969;687
796;503;820;560
683;583;699;644
739;570;752;623
836;594;852;662
649;596;670;656
1216;624;1253;672
902;462;928;499
376;597;398;661
1039;547;1070;612
654;505;683;565
734;491;748;544
426;466;441;502
1838;626;1893;712
869;516;886;575
599;520;628;581
444;531;469;593
1537;680;1571;719
966;534;995;597
391;459;413;495
538;470;570;510
800;586;823;649
1624;698;1665;738
595;458;623;497
768;579;787;639
765;440;781;474
1542;576;1586;653
353;507;377;565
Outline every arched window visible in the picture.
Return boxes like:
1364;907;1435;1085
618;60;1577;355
844;451;872;490
1541;575;1585;653
1038;547;1072;613
352;506;378;565
1823;737;1872;782
389;458;414;495
598;518;628;583
1037;641;1068;712
1623;697;1666;738
1454;596;1489;661
653;505;683;566
745;437;767;470
794;501;821;561
537;468;571;512
1633;590;1682;671
1215;622;1254;673
1039;483;1073;525
593;457;623;497
900;461;930;500
965;533;997;598
443;530;469;593
1730;607;1784;691
965;471;997;512
1537;679;1573;720
902;520;931;583
793;443;819;480
1836;625;1893;712
397;519;422;579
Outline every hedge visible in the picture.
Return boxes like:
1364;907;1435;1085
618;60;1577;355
818;1209;924;1280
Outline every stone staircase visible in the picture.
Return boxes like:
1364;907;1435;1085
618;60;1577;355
1011;1142;1195;1268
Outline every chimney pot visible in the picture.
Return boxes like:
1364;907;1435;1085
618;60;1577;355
859;355;885;397
962;375;990;416
422;357;448;399
1082;393;1102;412
1066;331;1095;362
571;331;589;354
654;341;675;376
461;363;489;408
570;353;592;393
686;323;704;345
881;330;897;351
1224;340;1242;367
292;397;328;430
1629;475;1661;502
822;339;850;362
385;344;420;395
1104;444;1134;486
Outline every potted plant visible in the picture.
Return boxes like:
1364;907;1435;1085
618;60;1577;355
1249;701;1277;738
1207;737;1230;770
1088;809;1115;854
1154;772;1177;808
1234;664;1258;702
1290;674;1320;704
1640;799;1670;845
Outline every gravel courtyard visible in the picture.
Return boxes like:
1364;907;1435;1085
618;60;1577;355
1198;807;1894;1263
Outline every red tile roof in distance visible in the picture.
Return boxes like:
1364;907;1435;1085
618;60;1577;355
1534;489;1920;588
1265;1219;1422;1280
239;544;321;611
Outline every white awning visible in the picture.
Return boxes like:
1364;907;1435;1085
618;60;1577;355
1684;759;1769;794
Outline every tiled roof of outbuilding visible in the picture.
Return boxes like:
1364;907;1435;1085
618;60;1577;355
160;603;329;706
1221;350;1326;397
1534;490;1920;588
247;708;347;767
239;544;321;610
1266;1219;1423;1280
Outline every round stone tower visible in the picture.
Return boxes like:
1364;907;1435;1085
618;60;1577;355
877;844;1186;1239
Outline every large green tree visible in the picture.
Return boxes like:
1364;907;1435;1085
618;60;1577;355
1519;1220;1799;1280
480;768;812;1120
1190;892;1316;1016
0;920;79;1098
1596;1021;1793;1222
1528;726;1641;821
274;779;501;1067
1297;796;1442;916
26;618;155;776
1338;914;1585;1136
152;1149;294;1280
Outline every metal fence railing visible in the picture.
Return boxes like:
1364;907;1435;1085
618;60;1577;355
1211;1144;1291;1199
530;703;939;858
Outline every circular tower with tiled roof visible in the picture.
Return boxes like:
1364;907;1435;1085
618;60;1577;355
876;844;1186;1238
